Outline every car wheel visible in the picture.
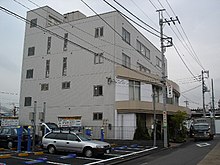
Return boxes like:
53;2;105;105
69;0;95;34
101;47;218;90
84;147;93;158
48;145;56;154
7;141;13;149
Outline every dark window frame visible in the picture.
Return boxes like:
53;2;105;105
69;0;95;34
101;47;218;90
28;47;35;56
45;60;50;78
93;112;103;120
63;33;68;51
62;57;67;76
47;36;51;54
62;81;71;89
122;27;130;44
94;53;104;64
24;97;32;106
26;69;34;79
30;18;37;28
41;83;49;91
93;85;103;96
122;53;131;68
95;27;104;38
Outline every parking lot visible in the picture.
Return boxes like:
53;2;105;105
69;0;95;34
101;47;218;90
0;144;157;165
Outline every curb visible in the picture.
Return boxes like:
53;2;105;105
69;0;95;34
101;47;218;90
0;154;11;159
0;151;44;159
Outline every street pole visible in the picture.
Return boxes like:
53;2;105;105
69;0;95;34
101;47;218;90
153;86;156;147
43;102;46;122
157;9;168;148
156;9;179;148
202;70;206;117
211;79;215;117
32;101;37;152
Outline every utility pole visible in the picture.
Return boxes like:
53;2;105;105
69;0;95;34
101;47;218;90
152;86;156;147
184;100;189;108
32;101;37;152
211;79;215;117
201;70;209;117
156;9;179;148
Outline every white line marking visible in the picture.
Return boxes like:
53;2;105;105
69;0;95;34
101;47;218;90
196;143;211;147
46;161;71;165
84;146;158;165
11;156;71;165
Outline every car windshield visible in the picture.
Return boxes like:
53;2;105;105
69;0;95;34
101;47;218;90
46;123;59;130
76;133;91;141
193;123;209;130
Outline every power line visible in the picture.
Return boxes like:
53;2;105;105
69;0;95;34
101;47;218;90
182;94;201;106
148;0;201;83
149;0;158;10
157;0;204;71
113;0;160;35
130;0;158;28
0;5;164;86
0;91;18;95
181;84;201;94
102;0;164;38
165;0;205;70
173;44;200;82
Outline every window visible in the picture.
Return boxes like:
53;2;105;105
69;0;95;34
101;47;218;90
156;56;162;68
94;85;103;96
93;112;103;120
45;133;57;139
122;27;130;44
62;57;67;76
67;134;79;141
28;47;35;56
63;33;68;51
94;53;104;64
129;80;140;100
136;40;150;59
95;27;104;38
154;86;161;103
45;60;50;78
24;97;32;106
47;37;51;54
30;18;37;28
122;53;131;68
26;69;33;79
138;63;151;73
41;83;49;91
62;81;70;89
48;15;62;26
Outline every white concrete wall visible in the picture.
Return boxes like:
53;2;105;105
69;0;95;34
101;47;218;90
141;83;152;101
117;114;136;140
20;7;165;131
115;78;129;101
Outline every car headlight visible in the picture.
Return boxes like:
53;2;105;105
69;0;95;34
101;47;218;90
96;145;104;148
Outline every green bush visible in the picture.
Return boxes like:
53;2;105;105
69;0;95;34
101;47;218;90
133;127;150;140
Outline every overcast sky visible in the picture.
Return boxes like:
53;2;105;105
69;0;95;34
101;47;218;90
0;0;220;110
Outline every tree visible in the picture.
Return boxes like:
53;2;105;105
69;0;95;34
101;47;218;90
169;110;188;142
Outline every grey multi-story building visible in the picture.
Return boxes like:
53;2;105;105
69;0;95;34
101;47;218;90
19;6;189;139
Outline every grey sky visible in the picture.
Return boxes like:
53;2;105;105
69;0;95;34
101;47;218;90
0;0;220;110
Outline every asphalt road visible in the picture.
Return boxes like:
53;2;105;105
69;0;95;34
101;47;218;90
118;136;220;165
0;143;153;164
0;137;219;165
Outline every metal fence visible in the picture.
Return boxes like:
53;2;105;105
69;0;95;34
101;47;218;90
82;125;154;140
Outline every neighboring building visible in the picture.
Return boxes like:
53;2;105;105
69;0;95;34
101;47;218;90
19;6;189;139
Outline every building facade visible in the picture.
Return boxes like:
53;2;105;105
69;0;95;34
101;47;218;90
19;6;189;139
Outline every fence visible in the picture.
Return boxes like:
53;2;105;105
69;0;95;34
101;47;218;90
82;125;155;140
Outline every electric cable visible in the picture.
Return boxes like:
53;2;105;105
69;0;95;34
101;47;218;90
165;0;205;70
0;5;164;85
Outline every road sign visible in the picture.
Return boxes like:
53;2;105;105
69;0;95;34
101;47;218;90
163;111;167;127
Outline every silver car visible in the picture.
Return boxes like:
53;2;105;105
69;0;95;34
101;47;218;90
42;131;111;157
